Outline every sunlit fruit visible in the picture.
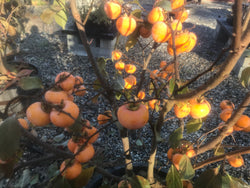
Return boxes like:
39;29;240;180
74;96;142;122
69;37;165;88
189;98;211;119
117;103;149;130
112;50;123;61
104;1;122;20
227;155;244;168
170;19;183;31
186;149;196;158
124;75;136;89
137;90;145;99
148;99;160;110
174;102;191;118
115;61;125;71
60;159;82;180
26;102;51;127
152;21;170;43
116;15;137;36
125;64;137;74
171;0;185;10
174;9;188;23
147;7;165;24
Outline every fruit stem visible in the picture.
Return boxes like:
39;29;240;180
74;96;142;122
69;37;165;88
127;102;140;111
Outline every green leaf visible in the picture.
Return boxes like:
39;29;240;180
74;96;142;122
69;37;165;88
50;176;72;188
166;165;182;188
93;79;101;90
129;0;140;5
177;86;189;95
186;118;203;134
131;9;141;18
129;175;151;188
113;73;125;90
54;10;67;29
0;117;21;160
194;167;221;188
125;28;139;51
18;76;43;90
149;82;154;96
214;146;225;156
169;78;175;95
240;67;250;88
115;92;122;100
70;166;95;187
179;155;195;180
53;0;65;7
169;127;183;148
48;162;59;179
40;8;57;24
155;0;172;11
97;58;108;77
230;176;249;188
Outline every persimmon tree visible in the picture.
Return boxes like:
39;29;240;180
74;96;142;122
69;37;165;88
0;0;249;187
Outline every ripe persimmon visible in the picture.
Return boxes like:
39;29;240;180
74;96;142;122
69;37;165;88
172;153;183;170
227;155;244;168
147;7;165;24
171;0;185;10
55;72;75;91
117;103;149;130
186;149;196;158
242;125;250;132
83;126;99;144
104;1;122;20
167;148;174;160
233;124;243;131
74;85;86;96
116;15;136;36
50;100;79;128
189;98;211;119
44;90;69;104
235;115;250;128
115;61;125;71
137;90;145;99
125;64;136;74
170;19;183;32
18;118;29;130
60;159;82;180
67;138;79;153
26;102;51;127
124;75;136;89
220;100;235;110
182;180;193;188
220;109;233;122
150;69;159;79
174;9;188;23
174;102;191;118
152;21;170;43
97;111;112;125
168;31;190;47
218;122;234;136
139;25;151;38
160;61;167;69
148;99;160;110
75;76;84;86
112;50;123;61
74;144;95;163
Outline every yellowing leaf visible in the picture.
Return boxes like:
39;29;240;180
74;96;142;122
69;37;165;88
40;8;57;24
54;9;67;29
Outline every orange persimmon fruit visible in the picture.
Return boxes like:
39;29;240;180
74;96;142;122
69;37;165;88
50;100;79;128
171;0;185;10
172;153;183;171
137;90;145;100
26;102;51;127
147;7;165;24
116;15;137;36
220;100;235;110
227;155;244;168
174;102;191;118
18;118;29;130
125;64;137;74
60;159;82;180
104;1;122;20
55;72;75;91
139;25;151;38
44;90;69;104
220;109;233;122
117;103;149;130
189;98;211;119
152;21;170;43
112;50;123;61
235;115;250;128
74;85;86;96
74;144;95;163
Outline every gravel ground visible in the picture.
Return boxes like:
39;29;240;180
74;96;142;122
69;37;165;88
1;1;249;187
